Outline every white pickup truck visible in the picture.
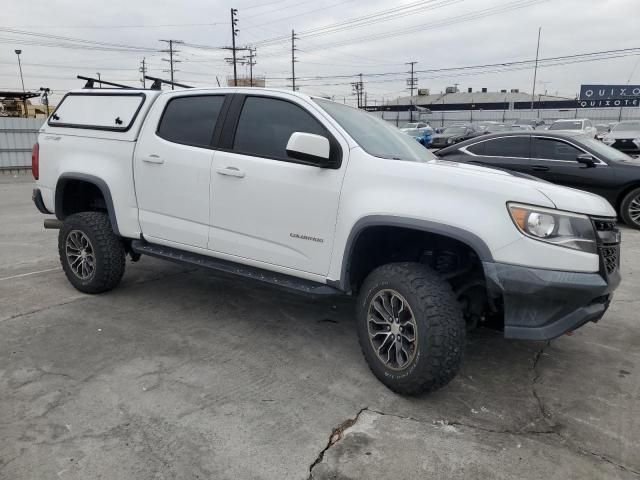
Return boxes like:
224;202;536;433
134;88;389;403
32;86;621;395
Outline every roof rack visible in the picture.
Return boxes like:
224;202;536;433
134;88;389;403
78;75;134;89
145;76;194;90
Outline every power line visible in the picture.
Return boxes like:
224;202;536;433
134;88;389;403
287;0;546;52
252;0;460;46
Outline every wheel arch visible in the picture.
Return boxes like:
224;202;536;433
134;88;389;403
336;215;494;292
55;173;120;236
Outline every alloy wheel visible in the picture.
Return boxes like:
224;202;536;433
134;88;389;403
65;230;96;280
367;289;418;370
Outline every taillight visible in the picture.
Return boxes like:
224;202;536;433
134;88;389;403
31;143;39;180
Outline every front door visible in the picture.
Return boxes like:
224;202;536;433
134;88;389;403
209;94;347;275
134;94;226;248
529;136;615;198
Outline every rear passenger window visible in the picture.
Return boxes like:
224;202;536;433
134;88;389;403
467;142;485;155
483;137;529;158
157;95;225;147
233;96;327;161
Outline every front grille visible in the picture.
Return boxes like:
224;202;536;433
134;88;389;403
592;217;621;276
599;245;620;275
612;139;640;153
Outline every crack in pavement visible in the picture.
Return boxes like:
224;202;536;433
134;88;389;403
308;343;640;478
307;407;369;480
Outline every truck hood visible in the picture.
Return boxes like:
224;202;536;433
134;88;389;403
425;159;616;217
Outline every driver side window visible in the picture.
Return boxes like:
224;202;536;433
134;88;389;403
232;96;330;164
533;137;582;161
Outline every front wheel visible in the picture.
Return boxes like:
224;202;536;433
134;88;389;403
356;262;465;395
620;187;640;229
58;212;126;294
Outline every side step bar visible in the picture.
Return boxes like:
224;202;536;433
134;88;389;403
131;240;343;297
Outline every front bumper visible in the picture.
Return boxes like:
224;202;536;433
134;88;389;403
484;262;621;340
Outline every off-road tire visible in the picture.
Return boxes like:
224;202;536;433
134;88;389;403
356;262;465;395
620;187;640;229
58;212;126;294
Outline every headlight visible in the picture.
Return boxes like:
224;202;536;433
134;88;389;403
603;137;615;145
633;138;640;149
447;137;455;144
507;203;597;254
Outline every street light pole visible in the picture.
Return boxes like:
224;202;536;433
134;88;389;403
15;49;27;118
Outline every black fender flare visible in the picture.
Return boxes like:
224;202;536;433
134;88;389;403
334;215;494;292
55;173;120;235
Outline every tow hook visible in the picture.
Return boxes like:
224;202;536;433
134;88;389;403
44;219;63;229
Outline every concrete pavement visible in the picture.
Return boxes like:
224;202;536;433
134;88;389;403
1;176;638;479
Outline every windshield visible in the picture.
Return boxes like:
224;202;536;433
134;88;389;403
549;121;582;130
401;123;419;129
579;137;632;161
315;99;436;162
443;126;466;135
612;121;640;132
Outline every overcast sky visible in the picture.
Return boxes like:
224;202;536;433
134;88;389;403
1;0;639;105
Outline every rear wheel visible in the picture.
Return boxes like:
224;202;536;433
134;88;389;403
356;262;465;395
620;187;640;229
59;212;125;293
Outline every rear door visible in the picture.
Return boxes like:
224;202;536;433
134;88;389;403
460;136;532;173
209;93;348;275
134;93;228;248
529;136;615;197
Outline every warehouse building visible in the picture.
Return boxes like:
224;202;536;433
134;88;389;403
366;87;640;127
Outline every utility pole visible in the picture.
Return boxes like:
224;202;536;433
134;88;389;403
231;8;239;86
161;39;183;89
291;30;297;91
406;61;417;122
351;73;364;108
139;58;147;88
531;27;541;111
247;48;256;87
40;87;51;116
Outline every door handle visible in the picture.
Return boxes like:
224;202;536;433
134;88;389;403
216;166;245;178
532;165;550;172
143;154;164;164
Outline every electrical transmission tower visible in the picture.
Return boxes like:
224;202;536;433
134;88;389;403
160;40;183;89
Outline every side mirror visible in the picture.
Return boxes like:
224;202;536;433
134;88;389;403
286;132;333;167
577;153;596;168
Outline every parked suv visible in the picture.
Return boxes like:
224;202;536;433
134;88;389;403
32;87;621;395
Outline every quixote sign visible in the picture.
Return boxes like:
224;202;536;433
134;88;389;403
578;84;640;108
